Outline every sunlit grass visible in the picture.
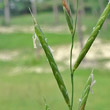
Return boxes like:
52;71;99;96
0;69;109;110
0;32;73;50
0;11;110;110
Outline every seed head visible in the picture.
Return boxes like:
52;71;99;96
62;0;71;16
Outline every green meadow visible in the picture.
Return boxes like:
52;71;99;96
0;12;110;110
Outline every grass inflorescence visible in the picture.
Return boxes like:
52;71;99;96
31;0;110;110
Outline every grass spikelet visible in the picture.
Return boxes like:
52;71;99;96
33;17;71;108
78;71;96;110
62;0;73;33
73;2;110;72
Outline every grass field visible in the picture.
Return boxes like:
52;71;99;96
0;12;110;39
0;68;110;110
0;12;110;110
0;32;73;50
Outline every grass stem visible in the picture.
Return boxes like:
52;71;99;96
70;73;74;110
70;0;79;109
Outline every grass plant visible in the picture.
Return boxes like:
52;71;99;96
31;0;110;110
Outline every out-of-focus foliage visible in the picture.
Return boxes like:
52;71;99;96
10;0;31;15
36;0;74;12
0;0;3;8
0;0;109;15
0;0;4;15
36;0;62;12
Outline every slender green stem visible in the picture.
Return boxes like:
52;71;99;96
70;0;79;75
70;73;74;110
70;36;74;110
70;0;78;110
70;32;75;110
70;35;74;73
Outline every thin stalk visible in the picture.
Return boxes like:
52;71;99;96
70;0;79;74
70;0;79;110
70;34;74;73
70;73;74;110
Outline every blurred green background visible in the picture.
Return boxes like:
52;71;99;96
0;0;110;110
